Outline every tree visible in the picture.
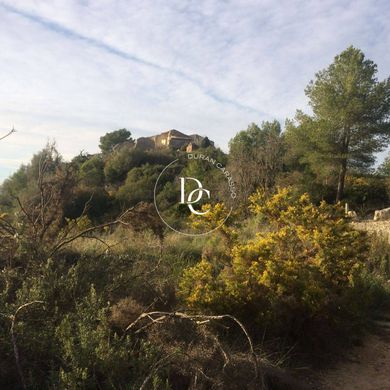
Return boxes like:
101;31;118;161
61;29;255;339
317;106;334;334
200;136;212;148
79;155;105;187
283;112;337;202
0;165;28;210
104;147;174;184
116;164;164;207
343;175;388;211
293;46;390;202
228;121;284;205
99;129;132;154
0;143;69;216
104;145;145;183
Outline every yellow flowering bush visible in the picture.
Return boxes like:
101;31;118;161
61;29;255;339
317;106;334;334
189;202;238;242
180;188;369;328
180;258;223;307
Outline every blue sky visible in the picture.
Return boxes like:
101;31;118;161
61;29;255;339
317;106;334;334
0;0;389;181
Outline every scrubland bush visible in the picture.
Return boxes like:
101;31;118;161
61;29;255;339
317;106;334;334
180;188;383;340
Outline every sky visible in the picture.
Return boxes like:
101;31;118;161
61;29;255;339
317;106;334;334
0;0;390;182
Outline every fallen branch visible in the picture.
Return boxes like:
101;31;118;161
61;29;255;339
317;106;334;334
125;311;261;382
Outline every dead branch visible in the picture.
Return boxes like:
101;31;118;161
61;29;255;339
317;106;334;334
125;311;261;382
49;207;135;257
0;128;16;141
211;334;231;370
15;196;36;229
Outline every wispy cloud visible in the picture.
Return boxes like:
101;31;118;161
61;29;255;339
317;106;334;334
0;0;389;181
0;2;266;114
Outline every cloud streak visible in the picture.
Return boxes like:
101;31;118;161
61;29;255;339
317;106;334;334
0;2;265;115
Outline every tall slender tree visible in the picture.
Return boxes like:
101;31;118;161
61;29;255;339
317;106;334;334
287;46;390;201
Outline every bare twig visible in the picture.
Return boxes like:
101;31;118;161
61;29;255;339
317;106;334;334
84;235;112;250
14;196;36;228
0;127;16;141
139;352;177;390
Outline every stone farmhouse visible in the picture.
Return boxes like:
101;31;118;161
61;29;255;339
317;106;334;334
135;129;213;151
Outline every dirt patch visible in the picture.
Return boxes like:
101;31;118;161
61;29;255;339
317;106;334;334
317;329;390;390
303;221;390;389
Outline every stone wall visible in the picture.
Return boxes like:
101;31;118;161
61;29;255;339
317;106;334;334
352;221;390;242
